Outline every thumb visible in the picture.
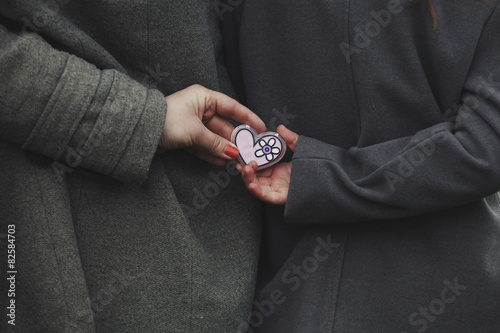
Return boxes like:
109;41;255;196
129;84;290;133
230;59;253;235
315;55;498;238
277;124;299;152
195;126;240;160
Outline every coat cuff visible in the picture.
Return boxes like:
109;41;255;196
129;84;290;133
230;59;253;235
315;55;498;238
284;136;345;224
16;41;165;183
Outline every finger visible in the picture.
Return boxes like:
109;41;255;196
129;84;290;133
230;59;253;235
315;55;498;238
193;125;241;160
237;160;257;172
247;179;283;205
205;115;235;141
208;90;266;133
257;164;274;178
277;124;299;152
248;160;259;172
241;162;258;187
247;181;265;200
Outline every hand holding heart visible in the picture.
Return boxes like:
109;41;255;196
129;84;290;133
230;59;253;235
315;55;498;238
158;85;266;166
237;125;299;205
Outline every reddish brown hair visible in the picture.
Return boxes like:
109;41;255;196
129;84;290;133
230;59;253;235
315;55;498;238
427;0;438;28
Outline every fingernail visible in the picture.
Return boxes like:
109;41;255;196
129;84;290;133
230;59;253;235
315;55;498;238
224;145;239;158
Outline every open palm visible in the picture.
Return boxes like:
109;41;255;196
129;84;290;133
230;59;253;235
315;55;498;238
238;125;299;205
240;160;292;204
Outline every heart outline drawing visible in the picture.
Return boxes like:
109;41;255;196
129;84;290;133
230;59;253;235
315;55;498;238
231;124;287;170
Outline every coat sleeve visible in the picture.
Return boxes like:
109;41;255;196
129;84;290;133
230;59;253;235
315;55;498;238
284;4;500;224
0;25;166;184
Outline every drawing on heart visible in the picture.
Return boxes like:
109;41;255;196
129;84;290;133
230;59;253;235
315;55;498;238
231;124;287;170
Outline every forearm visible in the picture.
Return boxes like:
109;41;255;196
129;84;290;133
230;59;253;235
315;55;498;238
0;26;166;183
284;4;500;224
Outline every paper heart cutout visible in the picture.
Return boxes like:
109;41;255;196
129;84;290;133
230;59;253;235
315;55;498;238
231;125;287;170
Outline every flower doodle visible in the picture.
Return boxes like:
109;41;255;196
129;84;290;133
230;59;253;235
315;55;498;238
232;125;287;170
255;138;281;161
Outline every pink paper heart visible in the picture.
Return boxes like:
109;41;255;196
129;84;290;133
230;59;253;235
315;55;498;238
231;125;287;170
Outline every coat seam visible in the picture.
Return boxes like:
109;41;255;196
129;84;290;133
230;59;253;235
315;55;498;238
344;0;361;144
108;87;151;177
32;160;73;328
22;53;71;156
65;57;105;163
83;69;116;175
330;228;350;333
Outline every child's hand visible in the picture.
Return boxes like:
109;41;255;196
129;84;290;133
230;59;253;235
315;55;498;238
237;125;299;204
158;84;266;165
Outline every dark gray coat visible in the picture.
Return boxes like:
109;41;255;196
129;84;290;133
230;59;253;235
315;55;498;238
226;0;500;332
0;1;261;332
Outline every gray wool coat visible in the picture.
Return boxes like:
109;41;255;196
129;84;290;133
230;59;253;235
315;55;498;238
0;1;262;332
